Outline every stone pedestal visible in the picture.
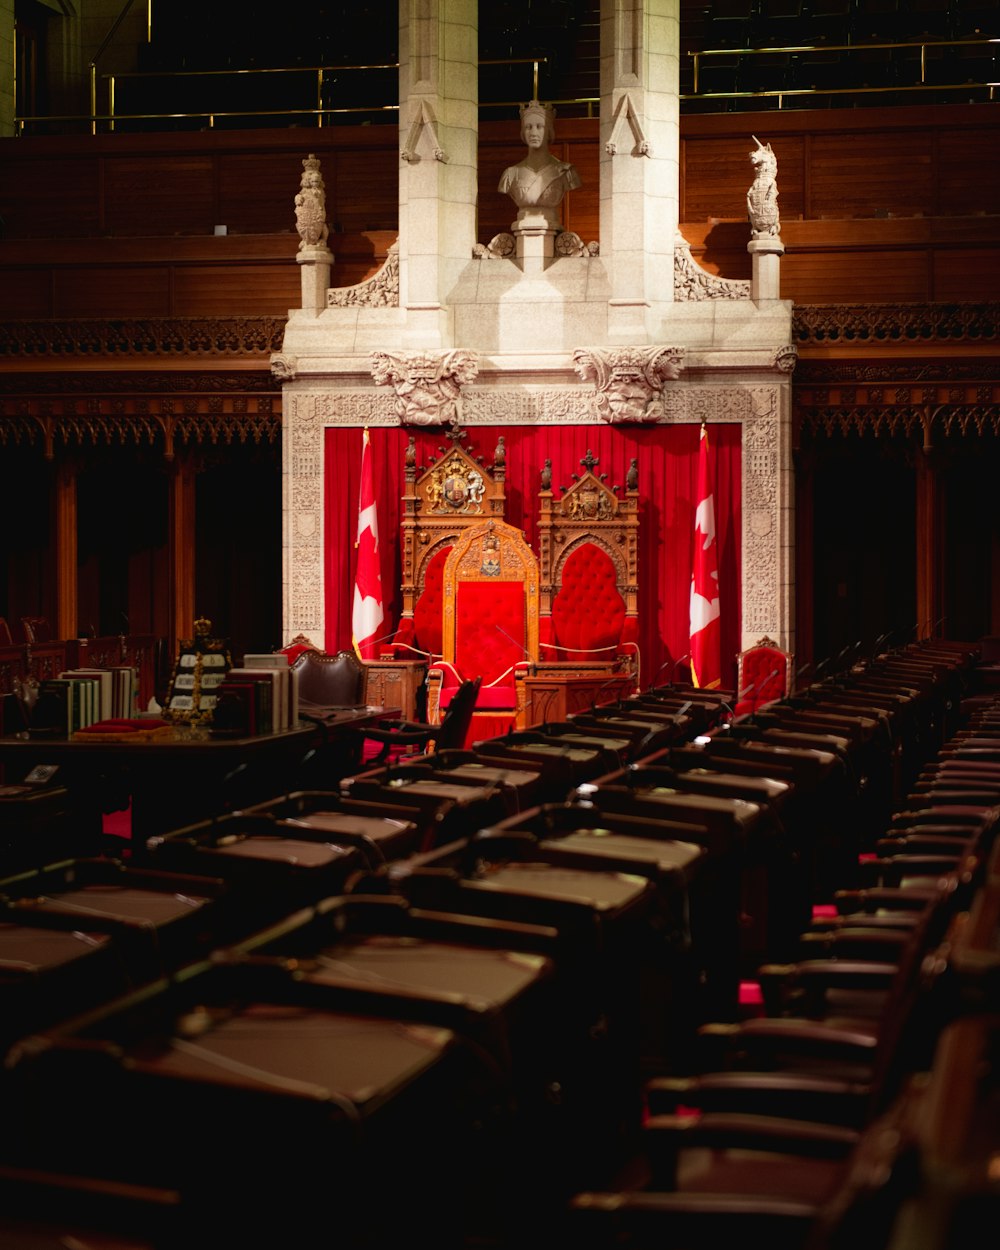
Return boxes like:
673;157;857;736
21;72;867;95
512;212;560;274
748;237;784;302
297;246;333;313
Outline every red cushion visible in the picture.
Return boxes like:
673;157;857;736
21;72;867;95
552;545;625;662
412;546;451;657
440;683;516;711
454;582;525;689
739;647;788;709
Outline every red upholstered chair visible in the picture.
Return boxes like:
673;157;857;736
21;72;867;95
426;519;540;740
390;432;508;666
536;453;640;678
735;635;794;715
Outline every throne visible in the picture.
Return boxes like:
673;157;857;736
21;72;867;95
529;452;640;721
426;518;540;739
367;431;508;721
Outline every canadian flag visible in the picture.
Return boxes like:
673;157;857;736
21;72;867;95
689;423;722;689
351;428;384;660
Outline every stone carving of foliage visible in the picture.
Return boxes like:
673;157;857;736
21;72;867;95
674;233;752;302
327;243;400;307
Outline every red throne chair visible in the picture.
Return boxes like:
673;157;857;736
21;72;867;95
528;453;640;722
389;431;508;666
426;518;540;742
734;635;794;715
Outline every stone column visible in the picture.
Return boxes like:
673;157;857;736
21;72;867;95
749;237;784;302
599;0;680;343
398;0;478;348
298;246;333;313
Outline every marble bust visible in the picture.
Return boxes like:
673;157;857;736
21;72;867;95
498;100;582;229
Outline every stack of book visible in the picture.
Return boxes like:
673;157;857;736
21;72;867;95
58;667;137;721
212;655;300;736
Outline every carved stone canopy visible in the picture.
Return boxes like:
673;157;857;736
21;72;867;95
573;345;685;424
370;349;479;427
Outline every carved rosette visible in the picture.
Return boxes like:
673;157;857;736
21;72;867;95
554;232;599;258
573;345;685;424
472;233;515;260
370;349;480;428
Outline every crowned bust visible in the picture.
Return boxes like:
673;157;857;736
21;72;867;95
498;100;582;230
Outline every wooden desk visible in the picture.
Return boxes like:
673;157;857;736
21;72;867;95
0;710;393;860
364;659;427;722
517;666;637;729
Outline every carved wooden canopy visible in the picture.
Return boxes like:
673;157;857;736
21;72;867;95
537;451;640;660
398;428;508;637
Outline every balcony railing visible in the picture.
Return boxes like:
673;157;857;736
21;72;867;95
11;37;997;136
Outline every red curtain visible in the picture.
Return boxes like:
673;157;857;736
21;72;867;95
324;424;743;691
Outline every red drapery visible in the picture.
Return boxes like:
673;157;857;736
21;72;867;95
324;424;743;691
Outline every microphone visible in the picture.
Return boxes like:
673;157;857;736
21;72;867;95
646;653;689;694
494;623;536;676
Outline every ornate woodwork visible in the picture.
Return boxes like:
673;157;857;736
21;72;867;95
537;449;640;677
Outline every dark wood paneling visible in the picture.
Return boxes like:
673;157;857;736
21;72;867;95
0;156;101;239
52;268;172;318
0;106;996;315
103;155;217;236
171;264;301;315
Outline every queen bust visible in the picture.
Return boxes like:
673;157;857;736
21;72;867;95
499;100;582;230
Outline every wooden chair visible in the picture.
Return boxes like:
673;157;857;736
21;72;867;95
359;676;482;764
536;451;640;681
735;635;794;715
426;518;540;737
20;616;51;645
0;617;12;647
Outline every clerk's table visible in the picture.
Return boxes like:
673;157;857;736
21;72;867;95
0;709;396;861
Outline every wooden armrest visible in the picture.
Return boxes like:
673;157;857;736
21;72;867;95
645;1072;871;1127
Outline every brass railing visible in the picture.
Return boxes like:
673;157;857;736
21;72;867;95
13;37;997;136
18;58;549;137
688;35;998;107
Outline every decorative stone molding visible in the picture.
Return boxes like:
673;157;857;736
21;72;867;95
773;345;798;373
605;91;652;157
270;353;298;380
400;100;448;163
674;234;752;302
554;232;600;258
281;379;794;661
327;242;400;307
370;349;479;427
573;346;685;424
741;386;786;640
472;233;515;260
